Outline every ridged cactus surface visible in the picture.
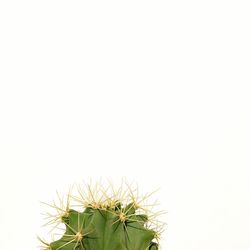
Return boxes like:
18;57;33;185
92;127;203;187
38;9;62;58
39;181;164;250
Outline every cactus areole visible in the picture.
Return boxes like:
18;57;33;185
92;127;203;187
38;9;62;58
39;182;163;250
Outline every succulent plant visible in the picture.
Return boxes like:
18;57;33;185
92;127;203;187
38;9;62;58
39;181;164;250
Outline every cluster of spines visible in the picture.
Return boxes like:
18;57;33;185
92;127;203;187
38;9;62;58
39;181;165;250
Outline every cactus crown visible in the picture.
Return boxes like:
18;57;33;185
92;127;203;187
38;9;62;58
39;181;164;250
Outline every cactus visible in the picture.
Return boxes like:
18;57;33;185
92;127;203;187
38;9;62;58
39;181;164;250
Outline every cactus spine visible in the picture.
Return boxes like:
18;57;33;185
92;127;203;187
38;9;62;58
39;181;164;250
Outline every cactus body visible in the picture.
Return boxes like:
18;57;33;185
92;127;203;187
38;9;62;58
40;182;163;250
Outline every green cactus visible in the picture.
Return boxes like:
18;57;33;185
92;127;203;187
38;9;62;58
39;182;164;250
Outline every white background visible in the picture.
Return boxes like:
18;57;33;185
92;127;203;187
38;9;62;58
0;1;250;249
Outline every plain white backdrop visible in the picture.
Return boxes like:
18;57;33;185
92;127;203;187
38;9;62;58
0;0;250;249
